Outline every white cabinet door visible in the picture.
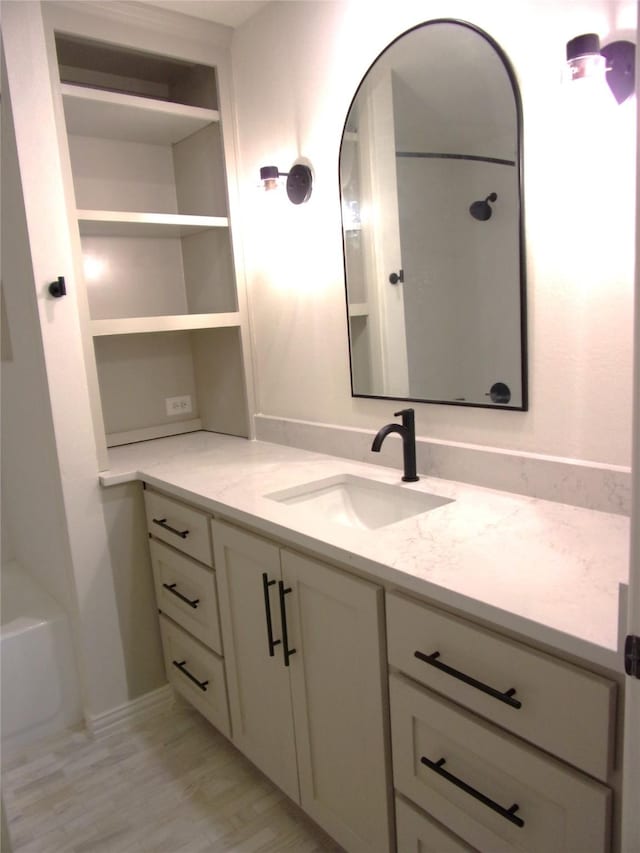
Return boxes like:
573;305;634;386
391;674;611;853
150;539;221;653
386;591;615;781
212;520;299;803
158;615;230;738
213;521;393;852
282;550;393;853
395;796;478;853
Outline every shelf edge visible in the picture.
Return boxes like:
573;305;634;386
90;312;242;336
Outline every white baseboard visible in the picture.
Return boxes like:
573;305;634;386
87;684;175;737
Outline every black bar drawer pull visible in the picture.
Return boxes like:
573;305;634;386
153;517;189;539
162;583;199;609
421;755;525;828
172;659;208;691
414;650;521;709
278;580;296;667
262;573;281;657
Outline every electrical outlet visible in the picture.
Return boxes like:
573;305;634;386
165;395;193;416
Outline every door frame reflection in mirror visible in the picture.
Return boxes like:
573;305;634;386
339;19;528;411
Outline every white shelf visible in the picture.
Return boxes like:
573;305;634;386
105;420;203;448
90;312;242;337
61;83;219;145
77;210;228;237
348;303;369;318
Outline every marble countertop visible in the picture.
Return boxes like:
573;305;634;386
102;432;630;672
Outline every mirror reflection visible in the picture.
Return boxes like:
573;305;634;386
340;20;527;409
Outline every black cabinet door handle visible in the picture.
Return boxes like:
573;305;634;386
262;572;281;657
414;650;521;709
278;580;296;667
153;517;189;539
421;756;524;828
172;659;208;691
162;582;199;609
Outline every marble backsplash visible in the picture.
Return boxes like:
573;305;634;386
254;415;631;516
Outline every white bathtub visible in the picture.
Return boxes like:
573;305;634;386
1;562;82;753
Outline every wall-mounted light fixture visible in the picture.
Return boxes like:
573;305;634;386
259;163;313;204
566;33;636;104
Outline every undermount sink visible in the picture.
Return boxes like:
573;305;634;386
266;474;453;530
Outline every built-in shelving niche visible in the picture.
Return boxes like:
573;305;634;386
94;327;249;446
55;34;250;449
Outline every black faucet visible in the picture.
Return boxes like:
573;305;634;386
371;408;419;482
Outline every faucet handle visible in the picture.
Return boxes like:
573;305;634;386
394;408;414;419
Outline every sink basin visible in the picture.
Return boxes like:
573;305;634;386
266;474;453;530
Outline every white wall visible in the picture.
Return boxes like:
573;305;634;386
231;0;636;467
2;0;131;719
1;65;77;613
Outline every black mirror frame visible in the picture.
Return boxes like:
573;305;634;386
339;18;529;412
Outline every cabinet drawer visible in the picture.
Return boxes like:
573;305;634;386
390;674;611;853
145;489;212;566
151;539;222;654
159;615;230;738
386;592;615;780
396;796;478;852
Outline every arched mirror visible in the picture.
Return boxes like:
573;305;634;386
339;20;527;409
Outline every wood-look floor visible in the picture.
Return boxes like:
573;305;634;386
2;701;344;853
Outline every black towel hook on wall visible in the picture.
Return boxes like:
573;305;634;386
48;275;67;298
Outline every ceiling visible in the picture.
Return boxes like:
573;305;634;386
139;0;269;28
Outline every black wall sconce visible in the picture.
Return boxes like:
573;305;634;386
259;163;313;204
566;33;636;104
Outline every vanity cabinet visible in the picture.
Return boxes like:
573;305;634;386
142;481;619;853
212;519;393;853
387;591;615;853
144;489;230;737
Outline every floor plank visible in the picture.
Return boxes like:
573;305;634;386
2;703;344;853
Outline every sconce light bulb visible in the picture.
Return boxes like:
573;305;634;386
565;33;635;104
567;53;607;83
258;163;313;203
566;33;607;83
259;165;281;191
